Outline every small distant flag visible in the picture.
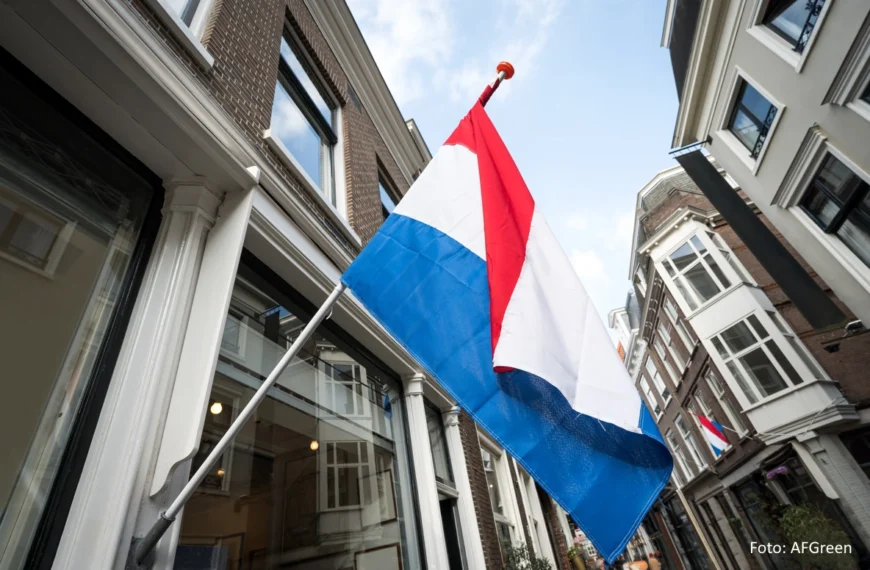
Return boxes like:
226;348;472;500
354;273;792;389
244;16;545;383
695;413;729;457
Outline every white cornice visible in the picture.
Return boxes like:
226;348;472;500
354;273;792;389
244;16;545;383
303;0;430;187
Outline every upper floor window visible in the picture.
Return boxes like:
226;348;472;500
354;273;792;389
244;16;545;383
664;298;694;350
271;31;337;204
481;446;515;551
800;154;870;268
675;414;708;473
705;230;753;283
704;370;748;436
657;321;687;370
690;392;731;455
644;356;671;405
665;430;690;486
728;80;778;159
664;235;731;311
379;176;398;221
635;266;648;297
323;362;368;417
425;404;453;485
710;314;803;405
762;0;825;54
640;377;663;418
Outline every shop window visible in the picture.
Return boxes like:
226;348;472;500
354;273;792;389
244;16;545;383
762;0;825;53
0;62;158;569
799;153;870;268
270;30;337;204
425;404;453;485
663;235;731;311
175;269;419;570
710;314;808;404
703;370;747;435
644;356;671;405
665;498;713;570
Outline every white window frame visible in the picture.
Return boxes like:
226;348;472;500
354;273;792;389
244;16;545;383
644;356;672;406
219;307;249;360
479;436;520;546
705;229;754;284
704;369;748;436
747;0;833;73
515;463;557;566
0;190;77;280
320;440;372;511
717;68;785;174
665;430;690;487
635;266;648;297
141;0;216;69
707;310;824;409
640;377;663;419
661;232;737;313
825;13;870;123
657;320;687;371
690;392;732;457
663;297;694;352
321;359;370;418
675;414;708;473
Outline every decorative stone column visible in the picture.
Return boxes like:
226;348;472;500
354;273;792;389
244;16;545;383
404;373;451;570
444;406;487;570
52;179;245;570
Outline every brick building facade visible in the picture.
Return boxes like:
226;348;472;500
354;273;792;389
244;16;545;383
613;161;870;570
0;0;576;569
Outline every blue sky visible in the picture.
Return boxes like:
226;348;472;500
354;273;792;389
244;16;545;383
348;0;678;327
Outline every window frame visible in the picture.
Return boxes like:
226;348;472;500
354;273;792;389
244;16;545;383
665;429;690;487
690;391;732;457
662;233;734;312
479;439;519;550
378;171;399;222
704;369;749;437
639;376;663;419
663;297;694;351
675;413;709;474
727;81;778;160
424;402;454;486
657;319;687;371
644;356;672;406
708;311;821;408
141;0;216;68
269;26;339;206
718;69;784;173
321;359;370;418
748;0;831;72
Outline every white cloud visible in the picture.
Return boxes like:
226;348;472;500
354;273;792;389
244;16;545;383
570;249;609;284
347;0;454;105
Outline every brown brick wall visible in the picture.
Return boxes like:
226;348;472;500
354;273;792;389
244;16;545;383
641;190;711;236
125;0;410;253
538;489;571;570
459;411;502;570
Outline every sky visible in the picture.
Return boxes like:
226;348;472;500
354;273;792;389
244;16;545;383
347;0;679;330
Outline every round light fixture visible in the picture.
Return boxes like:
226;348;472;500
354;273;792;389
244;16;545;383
217;468;225;477
210;401;223;415
309;440;320;451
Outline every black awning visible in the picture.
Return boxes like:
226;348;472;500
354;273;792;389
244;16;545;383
669;0;702;102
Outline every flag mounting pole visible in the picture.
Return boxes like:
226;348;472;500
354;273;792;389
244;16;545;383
479;61;515;107
133;283;347;567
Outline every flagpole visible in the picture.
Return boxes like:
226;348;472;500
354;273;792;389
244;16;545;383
133;61;514;567
134;283;346;566
478;61;515;107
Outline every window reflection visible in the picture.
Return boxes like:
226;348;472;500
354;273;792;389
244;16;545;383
176;274;413;570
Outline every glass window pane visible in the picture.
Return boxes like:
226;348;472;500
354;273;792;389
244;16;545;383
815;155;860;203
740;83;775;124
727;361;759;404
379;180;397;220
711;337;729;359
765;340;803;385
721;321;757;354
730;107;761;151
673;277;699;311
336;441;359;464
670;242;698;271
747;315;769;339
279;37;332;127
838;192;870;268
766;0;817;45
426;405;453;484
802;186;840;228
271;83;325;189
481;448;503;515
703;254;731;289
690;235;707;254
683;262;721;302
739;347;789;397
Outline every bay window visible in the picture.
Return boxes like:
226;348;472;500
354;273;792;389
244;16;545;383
270;29;337;204
664;235;731;311
799;153;870;268
710;313;814;405
705;230;752;283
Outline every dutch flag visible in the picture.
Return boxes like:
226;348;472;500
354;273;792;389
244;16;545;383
341;102;673;563
695;413;729;457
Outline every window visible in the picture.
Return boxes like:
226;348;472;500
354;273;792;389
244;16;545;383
664;298;694;350
657;321;687;371
665;430;690;485
640;377;663;418
635;266;648;297
710;314;804;404
676;414;708;474
706;230;752;283
728;80;777;159
800;154;870;268
842;427;870;480
704;370;748;435
481;445;515;555
165;0;214;33
271;31;337;204
379;176;397;221
762;0;825;53
644;356;671;405
664;235;731;310
425;404;453;484
665;498;713;570
176;269;420;569
690;392;731;454
766;311;825;378
654;338;679;384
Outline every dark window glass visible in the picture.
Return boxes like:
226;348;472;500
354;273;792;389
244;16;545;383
763;0;825;53
379;177;397;221
425;404;453;484
842;427;870;480
800;154;870;268
666;498;712;570
728;81;777;158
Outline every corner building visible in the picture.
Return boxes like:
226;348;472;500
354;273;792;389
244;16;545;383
0;0;575;568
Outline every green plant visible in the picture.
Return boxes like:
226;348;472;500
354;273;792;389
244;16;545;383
502;543;554;570
567;545;582;559
779;504;856;570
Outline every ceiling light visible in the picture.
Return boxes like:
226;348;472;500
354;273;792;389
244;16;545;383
210;402;223;415
310;440;320;451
